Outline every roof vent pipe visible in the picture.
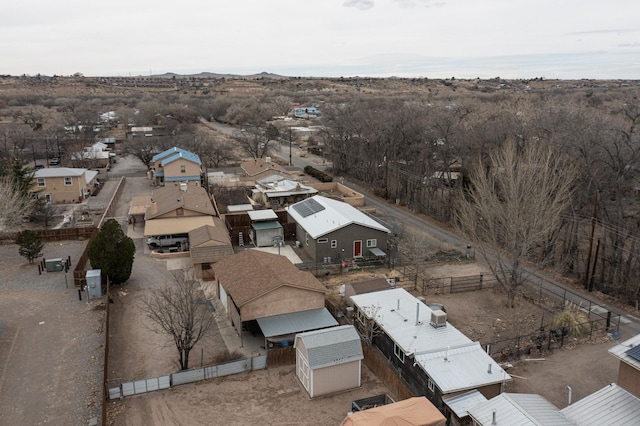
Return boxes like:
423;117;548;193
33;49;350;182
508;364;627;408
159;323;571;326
488;363;492;374
492;409;497;425
415;302;420;325
397;299;400;311
567;386;572;406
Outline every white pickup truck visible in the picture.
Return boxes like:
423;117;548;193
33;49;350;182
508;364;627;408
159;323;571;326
147;234;189;248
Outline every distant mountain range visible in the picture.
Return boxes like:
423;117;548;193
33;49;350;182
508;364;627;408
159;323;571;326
152;71;287;79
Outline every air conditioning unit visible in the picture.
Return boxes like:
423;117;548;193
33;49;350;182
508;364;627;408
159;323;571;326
430;310;447;328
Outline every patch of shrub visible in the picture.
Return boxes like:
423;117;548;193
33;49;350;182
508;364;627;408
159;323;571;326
304;165;333;182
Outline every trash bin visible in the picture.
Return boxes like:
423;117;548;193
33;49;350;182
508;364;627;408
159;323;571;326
45;258;65;272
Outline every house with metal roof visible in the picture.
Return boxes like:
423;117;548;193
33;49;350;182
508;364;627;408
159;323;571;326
294;325;363;398
350;288;511;413
32;167;99;204
150;146;202;187
559;383;640;425
287;195;390;263
608;332;640;398
468;393;574;426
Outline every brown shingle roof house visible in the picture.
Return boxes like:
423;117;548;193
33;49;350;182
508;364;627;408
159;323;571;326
214;250;327;327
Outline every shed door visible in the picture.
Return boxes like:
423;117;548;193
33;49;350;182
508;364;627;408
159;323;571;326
353;240;362;258
297;351;311;394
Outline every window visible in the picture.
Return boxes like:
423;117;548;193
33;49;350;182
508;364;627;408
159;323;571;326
428;378;435;393
331;240;337;248
180;165;186;173
366;239;377;248
64;177;72;186
37;178;45;187
393;343;404;363
176;207;184;216
317;238;328;244
202;263;211;270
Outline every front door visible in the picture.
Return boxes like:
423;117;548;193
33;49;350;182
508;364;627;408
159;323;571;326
353;240;362;257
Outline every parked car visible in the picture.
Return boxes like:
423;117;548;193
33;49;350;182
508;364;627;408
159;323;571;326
49;157;60;165
146;234;189;248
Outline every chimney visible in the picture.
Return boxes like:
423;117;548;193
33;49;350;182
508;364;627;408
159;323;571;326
566;386;572;406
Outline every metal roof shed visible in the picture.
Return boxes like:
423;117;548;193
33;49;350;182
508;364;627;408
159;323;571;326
294;325;363;398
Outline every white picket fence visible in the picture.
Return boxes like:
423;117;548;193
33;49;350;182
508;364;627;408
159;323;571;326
108;355;268;399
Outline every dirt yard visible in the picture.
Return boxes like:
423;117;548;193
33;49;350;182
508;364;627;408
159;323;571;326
106;257;619;425
0;155;621;426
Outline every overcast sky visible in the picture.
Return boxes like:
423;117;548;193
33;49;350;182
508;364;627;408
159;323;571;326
1;0;639;79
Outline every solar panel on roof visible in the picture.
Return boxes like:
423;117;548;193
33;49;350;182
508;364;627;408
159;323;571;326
292;198;325;218
626;344;640;362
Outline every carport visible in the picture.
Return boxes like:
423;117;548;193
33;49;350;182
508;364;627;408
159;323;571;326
143;216;215;237
256;307;338;349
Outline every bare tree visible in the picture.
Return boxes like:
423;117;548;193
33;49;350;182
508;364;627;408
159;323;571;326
141;270;215;370
0;177;36;231
455;139;577;307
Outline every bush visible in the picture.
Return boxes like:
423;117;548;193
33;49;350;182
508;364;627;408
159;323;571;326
304;166;333;182
550;304;590;337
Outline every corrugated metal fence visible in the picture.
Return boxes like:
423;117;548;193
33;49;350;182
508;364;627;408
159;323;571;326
108;355;267;399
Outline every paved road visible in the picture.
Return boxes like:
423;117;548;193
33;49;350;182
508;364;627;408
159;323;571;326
199;118;640;339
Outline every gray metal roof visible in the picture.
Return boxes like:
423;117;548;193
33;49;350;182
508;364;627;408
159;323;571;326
443;389;487;418
248;209;278;221
295;325;363;369
468;393;574;426
415;342;509;393
256;308;338;338
560;383;640;425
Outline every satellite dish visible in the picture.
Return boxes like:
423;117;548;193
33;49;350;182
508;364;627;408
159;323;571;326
608;330;622;340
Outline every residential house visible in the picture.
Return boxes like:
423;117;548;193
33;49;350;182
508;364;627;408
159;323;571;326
559;383;640;425
607;332;640;397
467;393;574;426
350;288;511;412
143;183;216;242
240;158;295;183
557;332;640;425
213;250;329;347
294;325;363;398
341;397;446;426
150;147;202;187
290;106;320;119
188;218;234;280
33;167;99;204
251;173;318;209
71;142;111;170
287;195;390;263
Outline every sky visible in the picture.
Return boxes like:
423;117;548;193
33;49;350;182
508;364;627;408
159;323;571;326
1;0;639;79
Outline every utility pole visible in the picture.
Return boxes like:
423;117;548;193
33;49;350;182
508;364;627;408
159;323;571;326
288;127;292;166
583;192;598;288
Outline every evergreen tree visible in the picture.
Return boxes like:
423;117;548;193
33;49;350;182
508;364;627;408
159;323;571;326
16;229;44;263
88;219;135;284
